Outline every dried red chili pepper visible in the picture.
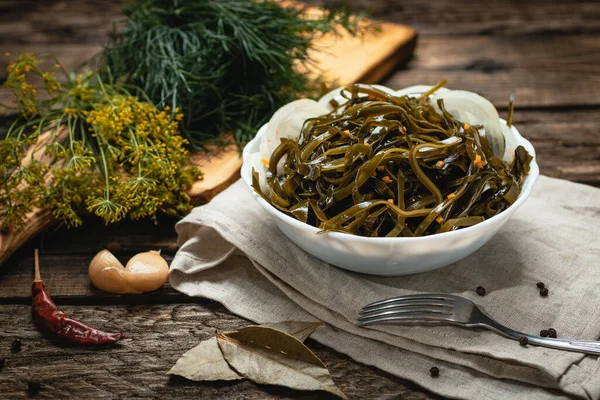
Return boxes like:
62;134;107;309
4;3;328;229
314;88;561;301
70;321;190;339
32;249;126;345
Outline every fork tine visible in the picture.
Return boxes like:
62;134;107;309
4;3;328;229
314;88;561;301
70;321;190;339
363;294;456;311
359;306;453;322
359;299;453;315
357;313;450;327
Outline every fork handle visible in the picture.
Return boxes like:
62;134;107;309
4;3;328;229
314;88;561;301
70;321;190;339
480;319;600;356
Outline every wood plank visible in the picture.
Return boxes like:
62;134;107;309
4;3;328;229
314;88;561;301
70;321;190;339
188;140;242;205
0;253;183;303
509;110;600;186
0;44;101;78
385;35;600;108
0;0;122;45
0;303;435;399
308;21;417;85
311;0;600;36
0;26;418;99
31;215;180;256
1;0;599;44
0;215;182;301
4;35;600;109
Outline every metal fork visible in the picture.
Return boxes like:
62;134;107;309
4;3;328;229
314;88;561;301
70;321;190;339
358;293;600;355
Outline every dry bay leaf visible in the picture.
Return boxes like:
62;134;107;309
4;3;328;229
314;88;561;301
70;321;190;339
167;337;242;381
167;321;321;382
261;320;322;342
217;326;346;399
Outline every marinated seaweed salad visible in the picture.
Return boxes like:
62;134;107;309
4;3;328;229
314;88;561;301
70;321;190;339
250;84;532;237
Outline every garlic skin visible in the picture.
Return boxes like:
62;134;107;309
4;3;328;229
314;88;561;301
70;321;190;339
89;249;169;294
123;250;169;292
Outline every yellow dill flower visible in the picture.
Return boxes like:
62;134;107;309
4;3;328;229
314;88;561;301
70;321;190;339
1;54;199;229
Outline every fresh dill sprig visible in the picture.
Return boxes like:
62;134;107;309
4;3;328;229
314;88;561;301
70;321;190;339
0;53;199;230
101;0;369;147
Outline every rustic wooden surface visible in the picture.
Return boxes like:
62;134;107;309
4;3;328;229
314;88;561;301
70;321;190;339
0;218;436;400
1;0;599;399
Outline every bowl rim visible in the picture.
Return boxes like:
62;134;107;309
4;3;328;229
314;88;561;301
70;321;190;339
241;88;540;243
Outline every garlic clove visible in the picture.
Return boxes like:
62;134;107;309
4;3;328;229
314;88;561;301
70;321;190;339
89;249;169;294
97;266;141;294
89;250;141;294
91;249;123;269
123;250;169;292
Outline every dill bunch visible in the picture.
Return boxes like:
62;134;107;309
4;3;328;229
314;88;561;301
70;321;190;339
102;0;367;147
0;53;199;230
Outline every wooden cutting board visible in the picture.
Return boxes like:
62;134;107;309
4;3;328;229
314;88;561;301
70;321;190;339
189;20;417;203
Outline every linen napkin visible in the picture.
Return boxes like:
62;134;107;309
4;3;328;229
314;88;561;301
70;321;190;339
170;175;600;400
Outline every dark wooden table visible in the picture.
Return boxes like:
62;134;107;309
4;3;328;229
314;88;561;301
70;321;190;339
1;1;599;398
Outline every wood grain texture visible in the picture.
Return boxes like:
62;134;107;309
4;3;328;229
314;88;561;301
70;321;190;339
1;0;599;399
0;303;435;400
4;36;599;109
187;139;242;204
308;21;417;85
308;0;600;36
0;0;122;45
0;209;53;268
509;110;600;186
5;35;600;109
2;0;598;44
386;35;600;108
0;253;181;303
0;128;70;266
0;215;182;301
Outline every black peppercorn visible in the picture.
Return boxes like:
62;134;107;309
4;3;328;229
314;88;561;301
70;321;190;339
476;286;486;296
519;336;528;346
429;366;439;377
27;380;41;396
11;339;22;353
540;287;549;297
536;282;545;289
547;328;557;338
540;329;549;337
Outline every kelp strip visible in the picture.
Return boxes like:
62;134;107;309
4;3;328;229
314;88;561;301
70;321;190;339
254;85;532;237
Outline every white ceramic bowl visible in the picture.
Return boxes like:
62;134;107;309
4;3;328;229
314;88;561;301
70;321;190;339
241;90;539;276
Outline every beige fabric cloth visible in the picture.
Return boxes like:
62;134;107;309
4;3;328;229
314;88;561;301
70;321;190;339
170;176;600;400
